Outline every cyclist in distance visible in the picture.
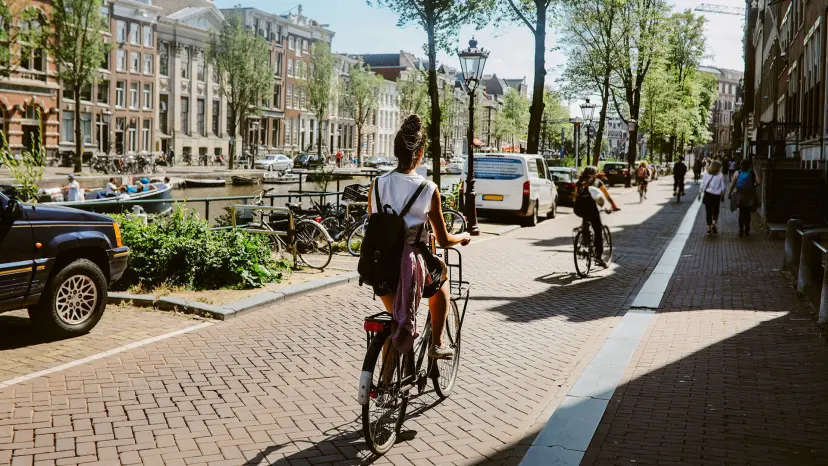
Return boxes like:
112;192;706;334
673;155;688;196
635;161;650;200
575;166;619;268
367;115;471;359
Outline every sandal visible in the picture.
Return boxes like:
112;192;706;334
429;344;455;359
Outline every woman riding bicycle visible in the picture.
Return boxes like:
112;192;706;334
368;115;471;359
635;161;650;200
575;166;618;268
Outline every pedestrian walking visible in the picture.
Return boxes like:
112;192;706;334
698;160;725;235
729;159;761;236
168;149;175;167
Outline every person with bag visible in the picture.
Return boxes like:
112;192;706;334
358;115;471;358
729;159;761;236
574;166;619;268
635;161;650;199
698;160;726;235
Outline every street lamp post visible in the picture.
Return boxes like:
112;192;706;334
569;117;583;170
579;98;597;165
458;38;489;236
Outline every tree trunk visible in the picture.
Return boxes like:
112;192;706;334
228;112;237;170
526;1;546;155
356;123;362;165
668;134;676;162
74;100;82;173
426;10;442;187
593;73;611;166
317;119;323;161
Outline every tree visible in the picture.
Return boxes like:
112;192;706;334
540;89;570;153
50;0;107;172
368;0;492;185
560;0;627;166
306;41;336;159
341;57;383;165
667;10;706;86
499;0;553;155
209;13;273;170
397;70;429;120
439;84;458;158
610;0;669;182
500;87;530;148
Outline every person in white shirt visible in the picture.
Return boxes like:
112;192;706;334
63;174;84;202
698;160;725;235
105;178;120;197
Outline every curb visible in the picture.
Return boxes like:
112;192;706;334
107;271;360;321
480;224;522;236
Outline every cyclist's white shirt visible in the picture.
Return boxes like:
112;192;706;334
372;171;437;243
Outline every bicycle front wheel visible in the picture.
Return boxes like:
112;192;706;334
295;220;332;269
432;299;461;398
574;230;592;278
347;218;367;257
602;226;613;265
443;209;467;234
362;334;407;456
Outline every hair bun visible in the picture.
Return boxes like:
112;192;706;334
401;114;422;135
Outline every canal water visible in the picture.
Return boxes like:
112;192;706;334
171;174;462;224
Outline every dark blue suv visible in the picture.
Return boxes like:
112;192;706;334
0;191;129;338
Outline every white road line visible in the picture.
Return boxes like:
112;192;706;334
0;322;213;390
520;196;702;466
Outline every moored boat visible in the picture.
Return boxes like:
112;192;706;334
262;172;301;184
231;175;259;186
183;178;226;188
59;183;173;215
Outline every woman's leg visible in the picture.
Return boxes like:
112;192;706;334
589;213;604;258
739;205;751;233
428;285;450;348
704;196;713;226
711;196;721;224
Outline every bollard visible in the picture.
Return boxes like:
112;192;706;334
798;231;821;297
784;219;804;273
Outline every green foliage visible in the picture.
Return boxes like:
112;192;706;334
312;164;337;192
397;70;430;121
50;0;109;172
494;88;530;148
306;42;336;157
340;57;384;164
0;114;44;203
113;207;285;290
209;13;274;169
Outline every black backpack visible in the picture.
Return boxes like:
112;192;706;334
358;178;428;295
573;184;594;218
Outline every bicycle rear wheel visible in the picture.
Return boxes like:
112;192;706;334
432;299;461;398
295;220;332;269
362;335;407;455
442;209;467;234
347;218;367;257
574;230;592;278
601;226;613;265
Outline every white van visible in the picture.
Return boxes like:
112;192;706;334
462;153;557;226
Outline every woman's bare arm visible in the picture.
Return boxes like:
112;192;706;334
427;189;470;248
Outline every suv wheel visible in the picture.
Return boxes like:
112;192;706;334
29;259;107;338
549;201;557;219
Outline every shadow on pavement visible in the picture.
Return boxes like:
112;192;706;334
0;313;54;351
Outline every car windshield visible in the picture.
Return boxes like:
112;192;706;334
550;171;572;182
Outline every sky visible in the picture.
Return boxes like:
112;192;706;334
214;0;746;91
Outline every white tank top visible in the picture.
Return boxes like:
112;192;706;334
371;171;437;243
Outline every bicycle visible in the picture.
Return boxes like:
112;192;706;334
675;178;685;203
359;247;470;455
637;181;646;203
242;188;333;270
573;211;613;278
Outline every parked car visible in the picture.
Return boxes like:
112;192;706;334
293;154;324;169
462;153;557;227
363;156;389;168
599;162;628;186
254;154;293;171
0;190;129;338
549;167;578;206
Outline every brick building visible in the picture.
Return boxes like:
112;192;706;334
699;66;743;157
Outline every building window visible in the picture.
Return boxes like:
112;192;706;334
62;111;74;142
143;25;152;47
100;50;110;70
116;50;126;71
275;52;282;76
142;119;151;151
285;118;291;145
116;20;126;42
129;23;139;45
128;119;137;152
302;39;308;53
159;42;169;77
212;100;220;136
293;87;299;109
97;80;109;104
130;52;139;73
79;83;92;101
181;47;190;79
100;6;109;32
143;83;152;109
181;97;190;135
197;98;205;136
286;85;292;109
266;21;271;40
143;54;153;74
288;35;294;50
197;56;205;82
115;81;125;107
129;82;138;109
81;113;92;144
287;58;293;77
159;94;169;134
271;119;279;147
274;84;281;109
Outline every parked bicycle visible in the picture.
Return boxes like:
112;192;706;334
237;188;333;270
359;247;470;455
573;211;613;278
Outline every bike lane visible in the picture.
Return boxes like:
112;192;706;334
0;180;696;466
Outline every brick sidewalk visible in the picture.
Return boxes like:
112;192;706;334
582;202;828;465
0;180;693;466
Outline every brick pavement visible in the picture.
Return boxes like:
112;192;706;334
0;306;202;383
582;199;828;465
0;180;694;466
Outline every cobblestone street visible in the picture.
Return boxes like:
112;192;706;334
6;178;828;466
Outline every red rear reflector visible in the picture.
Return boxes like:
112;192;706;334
364;321;386;333
370;391;377;399
523;180;530;196
315;216;323;223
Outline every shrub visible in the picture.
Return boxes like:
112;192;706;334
113;207;287;290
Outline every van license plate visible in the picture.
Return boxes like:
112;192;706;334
482;194;503;201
